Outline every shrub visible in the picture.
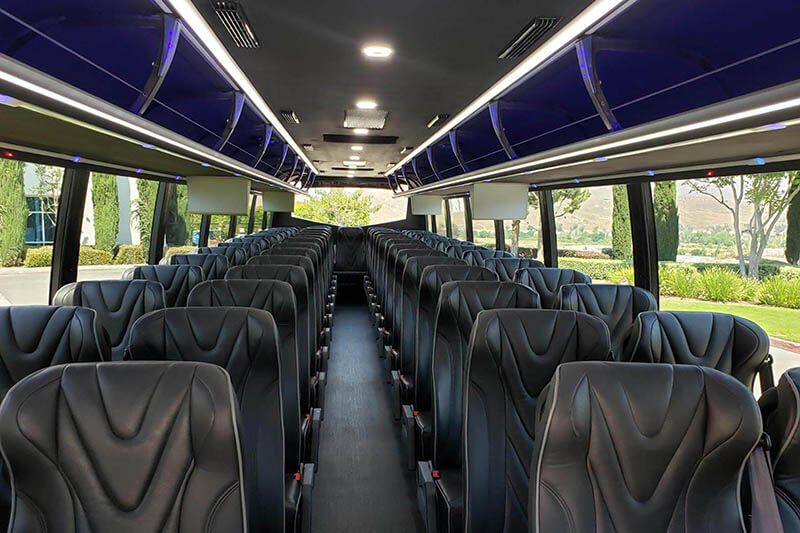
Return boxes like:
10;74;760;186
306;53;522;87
91;174;119;252
758;276;800;309
654;181;679;261
23;246;53;267
696;267;750;302
558;249;610;260
164;246;196;259
0;160;28;266
79;247;112;266
659;264;700;298
113;244;145;265
611;185;632;260
607;267;635;285
557;258;628;281
786;177;800;264
135;179;158;252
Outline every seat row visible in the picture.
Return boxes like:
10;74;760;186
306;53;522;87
0;225;339;532
364;227;786;532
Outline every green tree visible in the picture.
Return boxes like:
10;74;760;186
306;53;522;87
166;185;196;246
611;185;632;260
91;174;119;252
294;189;378;226
134;179;158;254
509;188;590;256
786;173;800;264
654;181;679;261
0;160;28;266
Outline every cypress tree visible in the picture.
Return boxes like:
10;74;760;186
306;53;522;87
611;185;632;260
0;160;28;266
786;175;800;265
135;179;158;254
654;181;679;261
91;174;119;252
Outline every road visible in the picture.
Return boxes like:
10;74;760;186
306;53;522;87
0;265;798;388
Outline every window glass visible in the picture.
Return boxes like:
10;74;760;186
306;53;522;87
77;174;158;280
472;219;496;249
449;197;467;241
504;192;542;258
164;183;200;257
209;215;230;244
433;200;446;235
292;188;407;226
653;174;800;392
554;185;631;282
0;161;64;304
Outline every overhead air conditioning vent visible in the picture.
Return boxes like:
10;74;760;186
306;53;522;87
213;2;260;49
497;17;559;59
331;166;375;171
344;109;388;129
280;110;301;124
323;134;398;144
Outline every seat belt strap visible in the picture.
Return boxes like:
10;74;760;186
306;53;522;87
748;433;784;533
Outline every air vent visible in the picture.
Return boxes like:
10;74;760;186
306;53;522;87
280;110;301;124
323;134;398;144
497;17;559;59
213;2;260;49
331;166;375;171
344;109;388;129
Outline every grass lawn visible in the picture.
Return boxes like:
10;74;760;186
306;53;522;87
661;297;800;343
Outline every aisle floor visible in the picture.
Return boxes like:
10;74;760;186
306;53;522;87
312;305;424;532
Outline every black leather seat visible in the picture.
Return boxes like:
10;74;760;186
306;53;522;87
559;284;657;361
482;257;545;281
122;264;204;307
128;308;306;533
167;253;230;279
53;280;165;361
529;361;762;533
445;244;481;259
460;249;513;267
390;249;446;350
0;361;247;532
418;283;540;533
336;227;366;272
514;267;591;309
196;245;249;266
763;368;800;531
402;265;498;470
628;310;770;389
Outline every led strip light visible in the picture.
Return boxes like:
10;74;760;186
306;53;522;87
388;0;633;175
164;0;319;175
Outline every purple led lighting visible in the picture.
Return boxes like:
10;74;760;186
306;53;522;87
234;173;241;177
764;123;787;130
142;143;155;149
72;156;81;163
175;175;181;180
201;162;211;167
532;183;538;189
647;170;655;177
754;157;766;165
595;156;608;162
135;168;143;174
524;170;535;175
574;178;581;184
0;95;12;104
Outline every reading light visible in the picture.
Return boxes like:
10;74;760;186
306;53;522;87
351;145;364;151
135;168;143;174
163;0;318;173
363;45;393;58
353;128;369;135
142;143;155;149
647;170;655;176
201;162;211;167
72;156;82;163
754;157;766;165
356;100;378;110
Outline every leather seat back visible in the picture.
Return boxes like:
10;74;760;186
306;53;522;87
414;265;498;411
432;282;540;469
461;249;513;267
53;280;165;361
127;308;285;532
0;361;247;533
196;246;249;266
445;244;480;259
514;267;591;309
384;243;430;333
391;249;446;349
628;310;769;389
0;306;105;397
464;310;611;532
764;368;800;531
483;258;545;281
169;253;229;279
560;284;656;360
186;278;306;428
336;227;366;272
529;361;761;533
399;257;464;376
123;265;204;307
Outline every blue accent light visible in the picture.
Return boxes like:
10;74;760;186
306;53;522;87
234;173;241;177
574;178;581;184
764;123;787;130
595;156;609;162
754;157;766;165
0;95;12;104
532;183;538;188
142;143;155;149
647;170;655;176
201;162;211;167
175;175;181;180
135;168;143;174
72;156;81;163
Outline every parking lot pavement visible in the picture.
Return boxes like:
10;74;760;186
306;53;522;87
0;265;133;305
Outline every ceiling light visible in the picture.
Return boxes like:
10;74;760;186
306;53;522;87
351;145;364;151
350;155;361;160
343;160;366;167
388;0;630;174
356;100;378;110
427;114;450;128
353;128;369;135
400;146;414;154
162;0;318;173
363;45;393;58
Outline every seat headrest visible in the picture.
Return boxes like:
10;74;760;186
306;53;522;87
483;258;546;281
514;267;591;308
125;265;204;307
168;253;230;279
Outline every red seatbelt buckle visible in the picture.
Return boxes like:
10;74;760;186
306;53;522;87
294;472;302;481
431;470;440;479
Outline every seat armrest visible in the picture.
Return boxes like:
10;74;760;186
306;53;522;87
390;371;402;420
401;405;417;470
417;460;438;533
300;463;315;533
309;408;323;472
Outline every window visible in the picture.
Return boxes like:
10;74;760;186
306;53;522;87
293;188;408;226
554;185;631;282
433;199;446;235
504;192;541;258
209;215;231;244
165;183;201;255
472;219;496;249
0;162;64;305
77;174;159;280
449;197;467;241
652;174;800;392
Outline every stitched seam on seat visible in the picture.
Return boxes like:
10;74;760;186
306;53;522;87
774;372;800;469
205;481;240;533
532;369;561;533
539;480;575;532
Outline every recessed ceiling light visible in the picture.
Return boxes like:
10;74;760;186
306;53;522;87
351;145;364;151
356;100;378;110
353;128;369;135
350;155;361;160
343;160;366;167
363;45;393;58
347;173;355;178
